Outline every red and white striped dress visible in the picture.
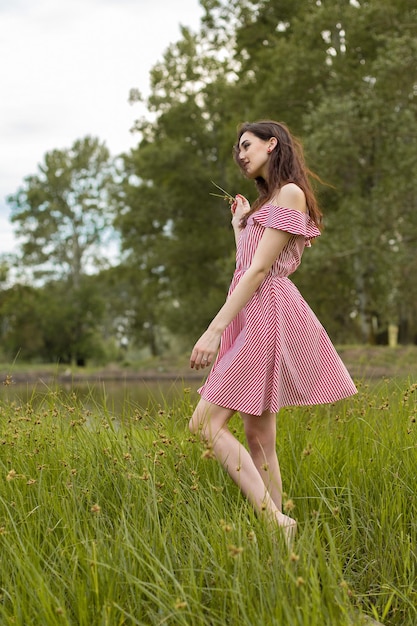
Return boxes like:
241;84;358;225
198;203;357;416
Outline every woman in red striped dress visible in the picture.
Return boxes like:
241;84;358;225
189;120;357;543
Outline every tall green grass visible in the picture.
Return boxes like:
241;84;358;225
0;380;416;625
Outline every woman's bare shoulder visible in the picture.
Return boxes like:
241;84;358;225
271;183;306;214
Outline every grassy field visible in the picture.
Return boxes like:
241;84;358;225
0;378;416;625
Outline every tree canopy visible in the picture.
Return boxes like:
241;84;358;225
4;137;119;364
8;136;118;286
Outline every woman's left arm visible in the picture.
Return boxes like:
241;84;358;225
190;226;292;369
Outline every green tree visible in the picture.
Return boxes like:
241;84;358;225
7;136;118;287
0;278;107;364
37;277;107;365
302;1;417;343
0;255;11;286
5;136;120;363
0;285;44;360
95;264;169;358
200;0;333;132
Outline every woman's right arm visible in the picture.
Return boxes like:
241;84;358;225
231;194;250;246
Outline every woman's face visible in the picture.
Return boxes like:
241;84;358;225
238;131;274;179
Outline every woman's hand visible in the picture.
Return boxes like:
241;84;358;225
190;328;221;370
231;194;250;229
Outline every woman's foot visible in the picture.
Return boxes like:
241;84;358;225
275;512;297;549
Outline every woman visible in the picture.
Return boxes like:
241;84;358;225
189;120;357;543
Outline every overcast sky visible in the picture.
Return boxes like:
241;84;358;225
0;0;203;253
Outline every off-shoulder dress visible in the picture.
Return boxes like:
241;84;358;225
198;203;357;416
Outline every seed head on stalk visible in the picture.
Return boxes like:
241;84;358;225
210;181;235;206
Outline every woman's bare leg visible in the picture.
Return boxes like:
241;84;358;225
189;399;295;540
241;410;283;511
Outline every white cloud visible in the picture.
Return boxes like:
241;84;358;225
0;0;203;253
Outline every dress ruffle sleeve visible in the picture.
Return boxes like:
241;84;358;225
253;204;321;246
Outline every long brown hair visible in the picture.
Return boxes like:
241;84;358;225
233;120;323;229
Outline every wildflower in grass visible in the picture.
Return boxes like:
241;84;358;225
290;552;300;562
174;598;187;610
284;499;295;513
2;374;14;386
6;469;17;481
247;530;256;542
403;382;417;404
0;526;7;535
339;580;353;598
220;519;233;532
228;544;244;558
90;503;101;514
296;577;305;587
26;479;37;485
302;444;313;457
201;446;215;459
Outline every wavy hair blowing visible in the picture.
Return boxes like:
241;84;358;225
233;120;323;229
